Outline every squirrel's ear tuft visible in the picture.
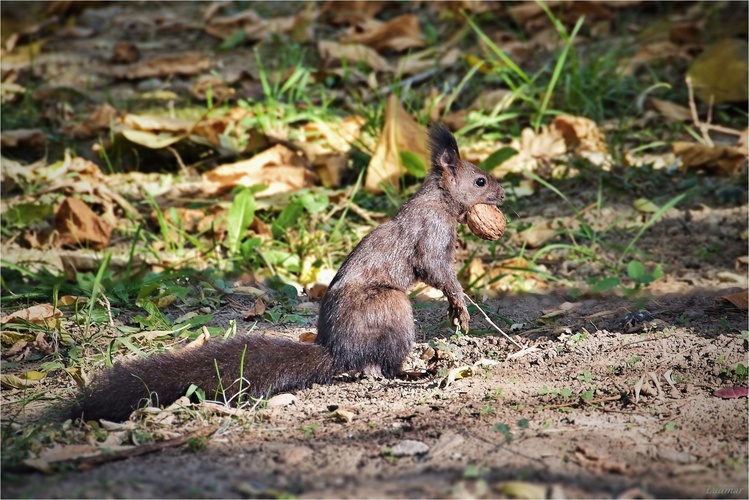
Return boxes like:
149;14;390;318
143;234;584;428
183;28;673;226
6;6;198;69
429;123;460;172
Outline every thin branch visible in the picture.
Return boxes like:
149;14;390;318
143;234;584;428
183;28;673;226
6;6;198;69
463;293;523;349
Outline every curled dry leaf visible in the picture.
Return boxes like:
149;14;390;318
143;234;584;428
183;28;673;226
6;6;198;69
365;94;427;192
721;290;748;310
318;40;392;73
465;204;506;241
673;142;746;175
243;298;266;320
340;14;424;53
202;143;319;197
551;115;609;156
649;98;691;122
54;197;112;250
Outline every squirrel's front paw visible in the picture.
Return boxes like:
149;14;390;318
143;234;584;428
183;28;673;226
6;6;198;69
449;305;470;332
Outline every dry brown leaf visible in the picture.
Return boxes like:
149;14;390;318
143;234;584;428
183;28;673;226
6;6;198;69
24;444;102;473
203;144;319;197
121;113;226;149
0;129;46;149
62;103;117;139
54;197;112;250
0;304;62;327
649;98;691;122
513;224;557;248
242;298;266;320
722;290;748;310
673;141;746;175
340;14;424;53
551;115;608;155
395;48;460;76
318;40;393;73
364;94;427;193
619;41;688;77
109;52;210;80
204;10;263;39
494;125;566;175
206;7;316;42
112;41;140;64
320;1;390;24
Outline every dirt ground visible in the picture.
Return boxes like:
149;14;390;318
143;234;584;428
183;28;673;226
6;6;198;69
3;185;748;499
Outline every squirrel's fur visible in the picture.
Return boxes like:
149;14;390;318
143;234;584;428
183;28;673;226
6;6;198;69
66;124;505;422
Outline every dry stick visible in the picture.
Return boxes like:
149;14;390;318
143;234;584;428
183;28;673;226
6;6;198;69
463;293;523;349
75;424;219;470
685;76;744;140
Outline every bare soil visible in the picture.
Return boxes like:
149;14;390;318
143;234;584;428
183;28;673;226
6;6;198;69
3;189;748;499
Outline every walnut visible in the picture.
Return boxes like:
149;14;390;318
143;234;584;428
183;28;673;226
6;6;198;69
466;204;506;241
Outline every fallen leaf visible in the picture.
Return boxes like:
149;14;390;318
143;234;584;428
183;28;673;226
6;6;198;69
395;47;460;76
713;386;749;399
0;304;62;327
633;198;659;213
54;197;113;250
0;129;46;149
320;0;389;24
441;366;474;388
365;94;427;192
688;39;748;104
649;98;691;122
551;115;609;155
326;408;355;423
111;41;140;63
673;141;746;175
0;370;46;389
121;129;184;149
109;52;211;80
243;298;266;319
62;103;117;139
318;40;393;73
722;289;748;310
202;144;319;197
340;14;424;53
619;40;688;77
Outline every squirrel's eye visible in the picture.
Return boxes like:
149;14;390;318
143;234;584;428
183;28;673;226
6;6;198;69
475;177;486;187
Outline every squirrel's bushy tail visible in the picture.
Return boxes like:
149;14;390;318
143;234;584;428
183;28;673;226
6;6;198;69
66;336;334;422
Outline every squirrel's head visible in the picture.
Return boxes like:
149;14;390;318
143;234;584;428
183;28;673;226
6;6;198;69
428;123;505;223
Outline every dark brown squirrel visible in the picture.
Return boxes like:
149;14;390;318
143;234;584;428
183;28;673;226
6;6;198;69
66;124;505;422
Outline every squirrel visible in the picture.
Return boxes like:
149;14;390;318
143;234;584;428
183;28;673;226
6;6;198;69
65;124;505;422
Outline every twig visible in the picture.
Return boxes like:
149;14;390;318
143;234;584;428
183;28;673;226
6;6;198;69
75;425;218;470
463;293;523;349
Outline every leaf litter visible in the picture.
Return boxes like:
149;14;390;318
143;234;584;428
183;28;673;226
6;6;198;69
1;1;747;498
